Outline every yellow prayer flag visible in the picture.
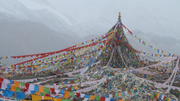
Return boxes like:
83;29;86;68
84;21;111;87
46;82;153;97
32;95;42;101
44;96;53;100
156;93;160;99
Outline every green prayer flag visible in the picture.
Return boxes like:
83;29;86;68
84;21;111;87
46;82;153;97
44;88;50;94
41;93;45;96
150;94;154;99
115;92;119;97
70;92;74;97
96;96;100;101
20;82;25;87
16;87;21;92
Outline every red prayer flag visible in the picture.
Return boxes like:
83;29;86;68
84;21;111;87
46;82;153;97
100;97;106;101
76;93;80;97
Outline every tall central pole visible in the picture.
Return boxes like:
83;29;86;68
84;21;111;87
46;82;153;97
118;12;122;23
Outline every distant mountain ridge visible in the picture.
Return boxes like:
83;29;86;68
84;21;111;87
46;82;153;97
0;15;78;56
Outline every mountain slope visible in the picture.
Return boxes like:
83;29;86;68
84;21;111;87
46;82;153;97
0;14;77;56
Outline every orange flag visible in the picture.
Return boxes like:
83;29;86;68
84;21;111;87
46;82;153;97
53;98;63;101
40;86;44;93
11;85;16;92
90;95;96;100
14;81;20;87
64;91;70;99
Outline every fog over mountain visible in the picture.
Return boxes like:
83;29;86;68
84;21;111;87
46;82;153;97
0;0;179;56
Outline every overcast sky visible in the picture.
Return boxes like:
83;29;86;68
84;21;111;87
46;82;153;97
19;0;180;38
0;0;180;55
